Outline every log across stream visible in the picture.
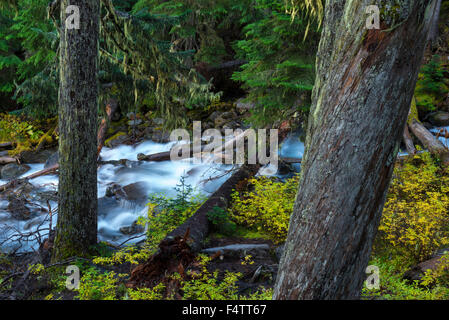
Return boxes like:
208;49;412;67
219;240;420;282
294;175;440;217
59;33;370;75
0;130;305;253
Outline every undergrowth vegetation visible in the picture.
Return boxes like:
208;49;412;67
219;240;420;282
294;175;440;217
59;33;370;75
229;175;299;243
365;151;449;300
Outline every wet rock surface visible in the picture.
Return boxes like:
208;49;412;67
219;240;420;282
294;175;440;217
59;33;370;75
120;220;145;235
19;149;55;164
1;163;31;180
6;196;32;220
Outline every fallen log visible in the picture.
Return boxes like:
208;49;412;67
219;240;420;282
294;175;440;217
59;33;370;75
163;124;292;250
403;124;416;155
0;142;13;150
127;163;261;289
0;157;18;165
128;124;293;288
409;119;449;164
167;163;261;252
281;157;302;164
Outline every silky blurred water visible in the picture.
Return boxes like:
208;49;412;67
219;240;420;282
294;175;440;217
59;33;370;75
0;132;305;252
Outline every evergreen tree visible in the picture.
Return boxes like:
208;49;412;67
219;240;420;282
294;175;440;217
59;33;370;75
232;0;321;126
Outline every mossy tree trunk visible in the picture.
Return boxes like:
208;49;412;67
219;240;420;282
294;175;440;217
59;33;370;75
273;0;434;300
53;0;100;261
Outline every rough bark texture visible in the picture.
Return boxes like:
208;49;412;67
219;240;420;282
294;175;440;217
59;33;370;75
428;0;442;45
409;119;449;164
273;0;434;300
53;0;100;260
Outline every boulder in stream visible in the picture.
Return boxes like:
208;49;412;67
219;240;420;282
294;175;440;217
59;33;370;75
105;181;149;206
120;220;145;235
1;163;31;180
20;149;55;164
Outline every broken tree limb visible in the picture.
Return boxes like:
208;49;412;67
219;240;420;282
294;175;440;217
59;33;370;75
409;119;449;164
0;164;58;193
97;99;118;158
403;124;417;155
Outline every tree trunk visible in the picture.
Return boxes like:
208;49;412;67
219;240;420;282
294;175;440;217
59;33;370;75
53;0;100;261
273;0;434;300
427;0;442;45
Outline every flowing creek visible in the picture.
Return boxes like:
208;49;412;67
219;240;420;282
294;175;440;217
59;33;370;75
0;131;305;253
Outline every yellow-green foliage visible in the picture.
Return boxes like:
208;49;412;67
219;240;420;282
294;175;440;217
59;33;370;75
93;244;155;266
362;256;449;300
376;151;449;263
84;255;272;300
407;96;419;124
0;113;45;143
125;283;166;300
181;255;241;300
142;182;206;249
180;255;272;300
230;175;299;243
75;269;127;300
0;113;57;155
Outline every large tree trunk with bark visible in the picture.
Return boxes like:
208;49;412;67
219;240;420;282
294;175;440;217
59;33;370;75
53;0;100;261
273;0;434;300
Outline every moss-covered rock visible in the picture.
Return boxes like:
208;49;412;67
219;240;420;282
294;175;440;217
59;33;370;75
105;132;128;148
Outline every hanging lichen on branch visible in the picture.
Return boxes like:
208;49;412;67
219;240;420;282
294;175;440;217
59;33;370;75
99;0;220;128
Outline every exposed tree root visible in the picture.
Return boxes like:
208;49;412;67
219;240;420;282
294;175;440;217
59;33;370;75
126;229;195;295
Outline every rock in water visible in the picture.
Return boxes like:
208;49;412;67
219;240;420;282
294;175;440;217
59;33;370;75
20;149;55;164
7;196;32;220
105;182;149;206
1;163;31;180
44;152;59;169
428;111;449;127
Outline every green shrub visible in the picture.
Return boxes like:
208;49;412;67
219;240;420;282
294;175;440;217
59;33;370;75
207;206;237;236
415;55;449;113
75;268;126;300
